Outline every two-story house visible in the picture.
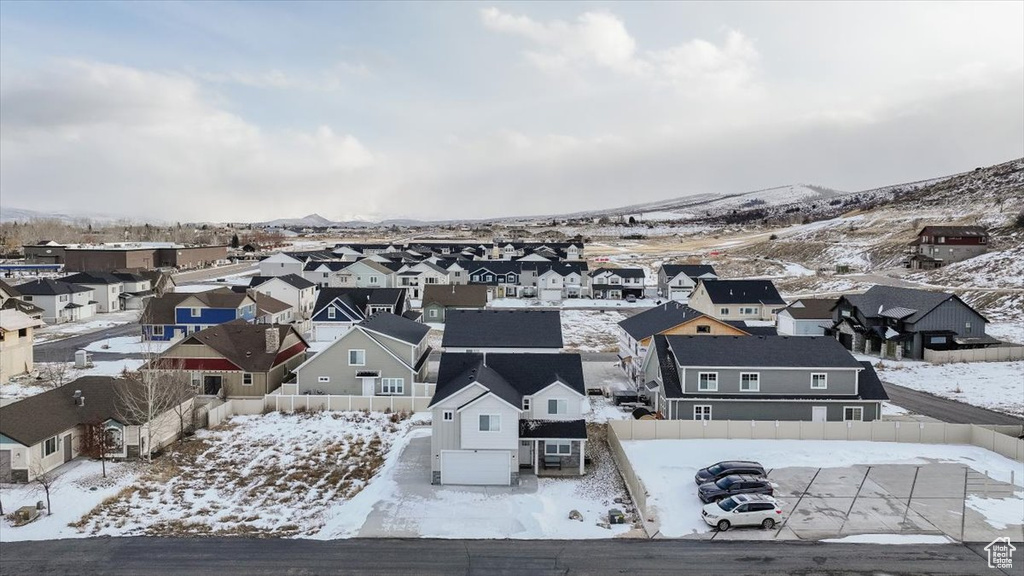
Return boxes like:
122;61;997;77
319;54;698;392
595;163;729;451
145;320;308;397
688;279;786;322
428;352;587;485
111;272;154;310
532;262;588;300
294;313;430;396
657;264;718;301
590;268;645;300
60;272;124;313
302;261;351;288
309;287;407;341
141;287;259;342
0;309;44;384
777;298;837;336
641;335;887;422
617;302;751;384
905;225;989;270
334;259;396;289
442;310;563;353
248;275;318;332
14;279;96;324
829;285;993;359
258;252;306;277
395;261;450;301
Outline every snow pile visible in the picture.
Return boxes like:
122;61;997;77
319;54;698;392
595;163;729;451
822;534;953;545
965;494;1024;529
561;310;626;352
873;359;1024;417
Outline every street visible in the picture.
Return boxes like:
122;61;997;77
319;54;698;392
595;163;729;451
883;383;1024;426
0;537;1013;576
32;322;141;363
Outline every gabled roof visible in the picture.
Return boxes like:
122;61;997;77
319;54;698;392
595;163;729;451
141;292;192;324
422;284;489;308
841;285;981;324
591;267;646;279
519;419;587;439
0;309;44;331
442;310;563;349
724;321;778;336
430;352;585;407
781;298;838;320
250;274;316;290
698;279;785;305
0;279;20;298
61;272;123;285
254;295;293;316
111;272;148;283
358;312;430;345
158;319;307;372
303;261;349;272
1;297;45;316
917;225;988;237
664;335;863;369
618;302;726;340
313;288;406;319
180;287;252;310
14;279;93;296
660;264;717;279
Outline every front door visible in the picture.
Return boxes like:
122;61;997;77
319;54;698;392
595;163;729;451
519;441;533;469
361;378;375;396
811;406;827;422
63;434;72;463
203;375;222;396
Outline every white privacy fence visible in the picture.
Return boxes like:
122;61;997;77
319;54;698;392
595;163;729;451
264;382;436;414
924;346;1024;363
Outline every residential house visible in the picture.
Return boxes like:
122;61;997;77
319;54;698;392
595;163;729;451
334;259;396;289
258;252;305;277
248;274;317;332
111;272;154;310
829;285;993;359
657;264;718;300
688;279;786;322
294;313;431;396
428;352;587;485
145;320;308;397
777;298;837;336
641;335;888;422
442;310;563;353
617;302;751;384
590;268;646;300
61;272;124;313
396;261;451;300
0;376;192;482
14;279;96;324
0;309;44;384
905;225;989;270
310;288;407;341
138;269;176;296
422;284;490;323
302;261;351;287
141;287;257;342
0;280;45;321
532;262;588;300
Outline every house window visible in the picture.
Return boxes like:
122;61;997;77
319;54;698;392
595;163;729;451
328;308;336;319
479;414;500;432
429;309;438;318
547;399;567;415
929;336;947;344
698;372;718;392
740;307;759;315
442;410;454;421
152;325;165;337
190;307;201;317
243;373;253;386
811;373;828;389
696;325;711;334
43;436;58;457
348;350;366;366
523;398;531;411
370;276;379;285
544;441;572;455
318;376;331;383
719;308;730;315
22;295;32;301
843;406;864;421
965;321;972;332
191;372;202;391
841;309;851;318
381;378;404;394
740;373;760;392
694;405;712;421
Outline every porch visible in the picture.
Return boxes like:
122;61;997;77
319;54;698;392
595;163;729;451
518;419;588;477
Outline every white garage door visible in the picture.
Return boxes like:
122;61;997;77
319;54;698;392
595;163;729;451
440;450;510;486
314;324;347;342
539;289;562;302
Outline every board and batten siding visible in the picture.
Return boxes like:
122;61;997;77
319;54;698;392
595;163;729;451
526;382;584;420
777;312;828;336
430;383;489;473
669;399;880;422
459;395;520;451
295;328;414;396
907;298;987;337
680;367;859;396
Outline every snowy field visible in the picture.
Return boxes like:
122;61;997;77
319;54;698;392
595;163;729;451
84;335;171;354
987;322;1024;345
562;310;626;352
870;358;1024;417
622;439;1024;539
33;310;140;343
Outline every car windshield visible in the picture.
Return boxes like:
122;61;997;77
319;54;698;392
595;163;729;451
707;464;724;475
718;497;740;512
715;477;735;489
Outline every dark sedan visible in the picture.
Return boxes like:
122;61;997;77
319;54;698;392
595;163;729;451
697;474;774;503
694;461;766;485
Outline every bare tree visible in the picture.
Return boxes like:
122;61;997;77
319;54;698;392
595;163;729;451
117;360;194;462
31;463;62;515
79;418;120;478
38;361;81;390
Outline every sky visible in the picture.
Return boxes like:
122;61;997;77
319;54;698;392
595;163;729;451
1;1;1022;223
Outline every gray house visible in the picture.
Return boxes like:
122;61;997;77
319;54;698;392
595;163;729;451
657;264;718;301
294;312;431;396
442;310;563;353
829;285;993;359
428;352;587;486
641;335;887;422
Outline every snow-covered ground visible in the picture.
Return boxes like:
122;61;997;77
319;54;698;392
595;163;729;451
622;439;1024;539
870;358;1024;417
987;322;1024;345
33;310;140;343
84;336;170;354
490;298;663;309
1;360;145;405
562;310;626;352
822;534;954;544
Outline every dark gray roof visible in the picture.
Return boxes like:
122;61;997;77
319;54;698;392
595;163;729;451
0;279;20;297
430;352;585;407
314;288;406;319
442;310;563;349
519;419;587;439
699;280;785;305
14;279;92;296
141;292;192;324
661;264;717;279
841;285;980;324
592;267;646;279
664;335;863;368
618;302;714;340
151;320;307;372
917;225;988;237
422;284;489;308
250;274;316;290
724;322;778;336
358;312;429;345
61;272;123;285
112;272;148;283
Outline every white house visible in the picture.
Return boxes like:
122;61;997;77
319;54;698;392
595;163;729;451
248;274;318;332
14;279;96;324
259;253;305;277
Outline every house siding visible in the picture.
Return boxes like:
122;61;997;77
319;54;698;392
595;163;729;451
527;383;584;420
295;328;416;396
669;399;881;422
430;384;487;474
459;396;519;451
680;367;859;396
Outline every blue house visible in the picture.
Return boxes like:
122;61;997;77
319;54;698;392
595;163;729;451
142;287;257;342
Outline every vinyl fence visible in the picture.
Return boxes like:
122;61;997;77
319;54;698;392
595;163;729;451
924;346;1024;363
204;398;265;428
264;382;436;414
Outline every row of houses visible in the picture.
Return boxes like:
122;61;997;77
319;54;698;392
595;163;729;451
5;273;156;324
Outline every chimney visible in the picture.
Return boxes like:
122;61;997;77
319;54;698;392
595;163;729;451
265;327;280;354
73;390;85;407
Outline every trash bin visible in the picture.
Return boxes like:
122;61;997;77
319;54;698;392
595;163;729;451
608;508;625;524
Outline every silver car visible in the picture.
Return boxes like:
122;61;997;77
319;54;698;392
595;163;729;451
701;493;783;531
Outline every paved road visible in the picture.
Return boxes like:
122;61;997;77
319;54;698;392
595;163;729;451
0;538;1011;576
33;323;141;363
884;382;1024;426
172;261;257;284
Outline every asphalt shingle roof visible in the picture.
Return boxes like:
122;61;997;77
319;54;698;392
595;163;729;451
430;352;585;407
664;335;863;368
842;285;978;324
442;310;563;349
61;272;123;285
917;225;988;237
699;279;785;305
591;267;646;279
422;284;489;308
617;302;713;340
156;319;306;373
358;312;429;345
250;274;316;290
14;279;92;296
781;298;838;320
660;264;717;279
519;419;587;439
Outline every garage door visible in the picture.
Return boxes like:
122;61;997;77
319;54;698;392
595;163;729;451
539;289;562;302
314;324;347;342
440;450;510;486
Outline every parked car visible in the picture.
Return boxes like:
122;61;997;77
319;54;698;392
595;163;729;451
625;294;637;302
702;494;783;531
694;461;766;485
697;474;774;503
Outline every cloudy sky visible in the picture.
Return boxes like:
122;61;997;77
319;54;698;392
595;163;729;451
1;2;1021;223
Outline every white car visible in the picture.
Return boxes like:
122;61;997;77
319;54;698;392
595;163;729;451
701;493;783;531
